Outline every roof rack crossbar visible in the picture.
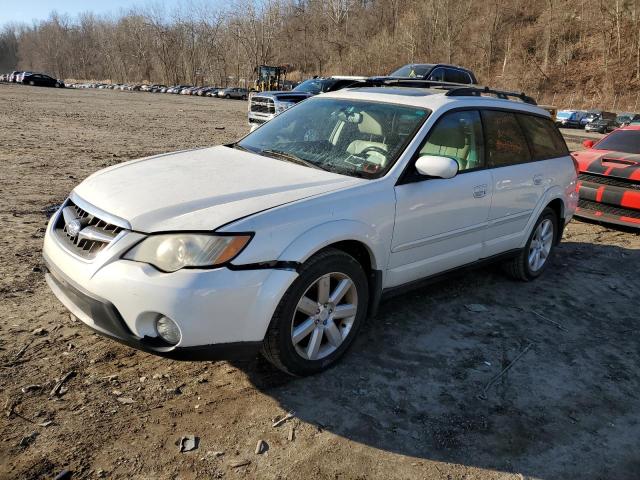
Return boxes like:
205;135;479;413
357;78;537;105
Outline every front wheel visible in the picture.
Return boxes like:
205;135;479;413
503;207;557;281
224;94;230;99
262;248;369;376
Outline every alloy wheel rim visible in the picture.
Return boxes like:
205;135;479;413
528;219;553;272
291;272;358;361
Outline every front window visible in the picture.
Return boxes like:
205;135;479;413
293;79;335;95
419;110;484;170
236;98;430;178
390;64;434;78
594;130;640;154
556;111;572;120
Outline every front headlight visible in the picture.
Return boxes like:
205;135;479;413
123;234;251;272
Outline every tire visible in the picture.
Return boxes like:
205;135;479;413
242;95;247;100
29;81;35;86
503;207;558;281
225;94;230;99
262;248;369;376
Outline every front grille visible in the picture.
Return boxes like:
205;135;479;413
54;199;124;259
578;173;640;189
577;199;640;219
250;96;275;114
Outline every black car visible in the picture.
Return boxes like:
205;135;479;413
385;63;477;84
584;118;617;134
22;73;64;88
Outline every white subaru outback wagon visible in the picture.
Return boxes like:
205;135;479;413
43;84;578;375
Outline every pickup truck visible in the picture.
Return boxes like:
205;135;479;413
248;76;366;129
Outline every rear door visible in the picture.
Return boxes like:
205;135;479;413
387;109;492;288
482;110;566;256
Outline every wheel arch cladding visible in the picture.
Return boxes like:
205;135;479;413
546;198;565;244
314;240;384;318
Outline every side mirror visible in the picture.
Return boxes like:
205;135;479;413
415;155;459;179
583;140;594;149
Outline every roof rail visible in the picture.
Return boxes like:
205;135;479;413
359;78;537;105
444;86;537;105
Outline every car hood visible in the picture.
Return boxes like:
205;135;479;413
73;145;363;232
573;149;640;180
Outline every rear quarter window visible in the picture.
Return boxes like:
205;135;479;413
517;114;569;160
481;110;531;167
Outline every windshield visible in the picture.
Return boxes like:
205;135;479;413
237;98;430;178
293;79;334;94
390;64;434;78
594;130;640;154
557;111;573;120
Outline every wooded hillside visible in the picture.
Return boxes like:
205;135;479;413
2;0;640;109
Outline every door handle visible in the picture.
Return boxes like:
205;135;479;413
533;174;544;185
473;184;487;198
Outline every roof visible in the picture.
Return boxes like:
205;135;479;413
617;125;640;131
319;86;550;117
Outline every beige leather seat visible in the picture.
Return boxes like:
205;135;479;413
346;112;389;165
420;122;473;169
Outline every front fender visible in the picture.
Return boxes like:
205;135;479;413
278;220;385;270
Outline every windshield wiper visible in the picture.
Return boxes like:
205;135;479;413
261;149;327;171
229;142;255;154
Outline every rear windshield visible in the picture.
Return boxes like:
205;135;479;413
595;130;640;154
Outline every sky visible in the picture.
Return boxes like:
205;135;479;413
0;0;154;25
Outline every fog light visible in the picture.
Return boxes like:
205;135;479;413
156;316;181;345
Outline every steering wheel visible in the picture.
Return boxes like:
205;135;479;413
359;146;388;157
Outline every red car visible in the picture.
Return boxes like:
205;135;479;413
572;126;640;227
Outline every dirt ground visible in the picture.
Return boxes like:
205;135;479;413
0;84;638;480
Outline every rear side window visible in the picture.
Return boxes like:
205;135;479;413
428;68;446;82
517;114;569;160
481;110;531;167
444;69;471;84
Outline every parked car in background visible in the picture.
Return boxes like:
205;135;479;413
556;110;586;128
581;110;615;128
248;76;367;128
381;63;478;84
218;87;249;99
573;126;640;228
22;73;64;88
616;112;640;126
43;84;576;375
584;118;617;134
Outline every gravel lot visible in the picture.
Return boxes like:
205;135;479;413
0;84;638;480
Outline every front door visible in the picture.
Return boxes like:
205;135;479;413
387;110;492;288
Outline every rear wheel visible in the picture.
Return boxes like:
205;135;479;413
29;80;35;86
225;94;230;99
503;207;557;281
262;248;369;376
